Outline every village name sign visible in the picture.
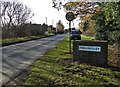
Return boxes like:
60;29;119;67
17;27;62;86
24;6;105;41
73;40;108;66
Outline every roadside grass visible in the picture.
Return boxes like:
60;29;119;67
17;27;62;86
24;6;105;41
0;34;92;46
23;36;120;86
81;35;95;40
1;34;54;46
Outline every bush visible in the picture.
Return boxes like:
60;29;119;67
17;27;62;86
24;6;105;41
108;31;120;44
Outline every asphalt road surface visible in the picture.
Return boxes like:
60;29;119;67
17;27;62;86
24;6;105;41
0;34;66;86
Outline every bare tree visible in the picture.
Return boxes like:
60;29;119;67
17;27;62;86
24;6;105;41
1;0;34;27
0;0;34;39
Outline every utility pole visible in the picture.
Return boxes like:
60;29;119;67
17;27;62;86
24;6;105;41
45;17;47;24
52;20;54;26
72;21;74;28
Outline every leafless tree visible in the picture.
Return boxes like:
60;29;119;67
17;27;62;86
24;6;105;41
1;0;34;28
0;0;34;39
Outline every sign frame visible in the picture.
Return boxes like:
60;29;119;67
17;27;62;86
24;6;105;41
78;46;101;52
65;12;75;21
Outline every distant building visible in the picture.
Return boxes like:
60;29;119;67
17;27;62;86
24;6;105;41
56;20;64;34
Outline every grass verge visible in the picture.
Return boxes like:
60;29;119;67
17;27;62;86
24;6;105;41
81;35;95;40
23;37;120;86
1;34;55;46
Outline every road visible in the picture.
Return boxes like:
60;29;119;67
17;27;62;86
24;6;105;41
0;34;66;86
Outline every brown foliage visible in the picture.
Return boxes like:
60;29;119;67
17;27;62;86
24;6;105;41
108;44;120;67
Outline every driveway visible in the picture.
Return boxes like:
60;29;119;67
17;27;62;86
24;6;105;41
0;34;66;86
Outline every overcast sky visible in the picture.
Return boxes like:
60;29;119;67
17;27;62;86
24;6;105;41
3;0;119;28
17;0;80;29
17;0;67;28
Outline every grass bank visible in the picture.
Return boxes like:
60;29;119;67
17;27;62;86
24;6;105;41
23;37;120;86
1;34;55;46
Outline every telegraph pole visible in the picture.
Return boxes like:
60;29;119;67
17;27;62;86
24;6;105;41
52;20;54;26
45;17;47;24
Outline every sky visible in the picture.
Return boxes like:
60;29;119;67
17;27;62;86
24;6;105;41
3;0;119;28
18;0;79;29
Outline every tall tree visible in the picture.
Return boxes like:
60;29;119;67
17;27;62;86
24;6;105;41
92;2;120;43
52;0;99;32
0;0;34;39
0;0;34;28
52;1;120;44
